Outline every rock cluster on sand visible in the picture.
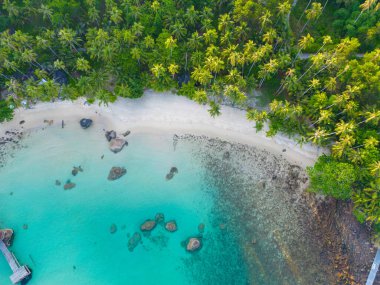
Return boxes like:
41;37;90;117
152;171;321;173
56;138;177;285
109;138;128;153
80;118;92;129
165;167;178;180
186;237;202;252
165;220;177;232
107;167;127;180
140;220;157;231
128;232;142;252
64;181;76;190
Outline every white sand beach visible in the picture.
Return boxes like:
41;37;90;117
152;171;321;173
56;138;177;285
0;90;325;168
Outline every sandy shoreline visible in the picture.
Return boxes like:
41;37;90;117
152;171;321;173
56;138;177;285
0;90;325;168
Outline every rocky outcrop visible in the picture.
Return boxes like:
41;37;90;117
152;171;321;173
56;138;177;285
109;138;127;153
165;221;177;232
107;167;127;181
105;131;116;142
128;232;141;252
80;118;92;129
186;237;202;252
140;220;156;232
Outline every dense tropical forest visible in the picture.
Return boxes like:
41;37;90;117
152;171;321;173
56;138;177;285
0;0;379;237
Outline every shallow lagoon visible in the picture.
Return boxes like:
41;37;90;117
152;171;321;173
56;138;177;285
0;123;332;284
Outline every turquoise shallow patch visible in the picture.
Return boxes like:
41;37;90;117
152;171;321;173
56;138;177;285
0;124;332;285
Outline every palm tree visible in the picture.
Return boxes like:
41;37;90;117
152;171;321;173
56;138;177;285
168;63;179;78
205;56;224;81
151;64;166;78
259;10;272;34
185;6;199;27
38;4;53;24
58;28;80;52
292;33;314;65
258;59;279;88
76;58;91;72
203;29;218;45
191;67;212;86
109;6;123;25
165;36;177;58
354;0;377;23
300;2;323;34
171;21;187;40
131;47;142;65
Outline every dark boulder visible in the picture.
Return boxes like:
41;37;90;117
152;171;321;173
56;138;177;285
122;130;131;137
80;118;92;129
105;130;117;142
107;167;127;181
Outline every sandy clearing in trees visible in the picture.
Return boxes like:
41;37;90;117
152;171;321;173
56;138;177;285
0;90;326;168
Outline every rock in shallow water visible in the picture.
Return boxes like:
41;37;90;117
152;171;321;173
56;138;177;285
110;224;117;234
165;220;177;232
105;130;117;142
64;182;76;190
140;220;156;231
128;232;141;252
155;213;165;224
109;138;128;153
80;118;92;129
186;237;202;252
107;167;127;181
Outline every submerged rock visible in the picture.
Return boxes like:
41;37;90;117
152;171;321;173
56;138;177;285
165;172;174;180
105;130;117;142
223;151;230;160
109;138;127;153
186;237;202;252
128;232;141;252
110;224;117;234
107;167;127;181
170;167;178;174
22;224;28;230
80;118;92;129
55;180;61;186
64;181;76;190
198;223;205;234
155;213;165;224
140;220;156;232
72;168;78;176
166;166;178;180
165;220;177;232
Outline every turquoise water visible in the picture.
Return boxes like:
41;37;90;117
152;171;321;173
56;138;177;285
0;123;333;284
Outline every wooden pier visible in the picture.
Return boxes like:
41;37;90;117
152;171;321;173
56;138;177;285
0;238;31;284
